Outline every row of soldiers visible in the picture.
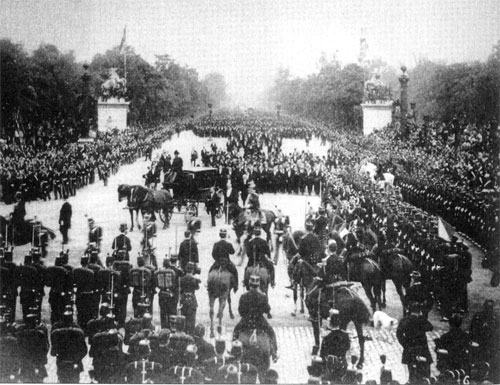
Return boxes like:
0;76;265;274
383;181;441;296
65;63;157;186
0;299;279;384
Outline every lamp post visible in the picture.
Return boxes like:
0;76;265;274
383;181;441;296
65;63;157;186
81;63;92;137
399;65;409;138
276;103;281;120
208;103;213;141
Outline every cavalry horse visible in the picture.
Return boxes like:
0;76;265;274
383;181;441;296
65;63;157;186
117;184;173;230
207;267;234;338
305;280;371;369
238;328;272;380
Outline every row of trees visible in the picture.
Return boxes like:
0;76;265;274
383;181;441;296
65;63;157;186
268;42;500;130
0;39;227;138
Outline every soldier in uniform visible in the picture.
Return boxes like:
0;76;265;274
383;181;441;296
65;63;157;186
216;340;259;384
469;299;498;365
96;256;122;319
297;221;322;266
46;256;73;324
233;275;278;362
88;217;103;253
319;309;350;376
0;316;20;382
125;339;163;383
112;223;132;261
273;209;289;265
245;226;275;289
434;313;470;372
17;255;43;322
201;338;229;383
165;344;205;383
17;312;49;382
179;230;199;273
193;323;215;363
112;251;133;327
59;198;72;244
0;250;17;322
90;327;127;383
130;255;154;316
396;303;433;382
50;307;88;383
73;256;96;332
404;271;433;318
318;240;346;285
209;228;238;292
206;186;221;227
167;315;196;366
87;253;103;318
180;262;201;335
313;207;329;248
156;257;182;328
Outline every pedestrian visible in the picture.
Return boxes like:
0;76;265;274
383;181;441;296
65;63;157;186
58;198;72;244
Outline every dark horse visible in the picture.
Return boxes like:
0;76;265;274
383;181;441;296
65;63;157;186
229;204;276;259
207;268;234;338
0;215;56;249
378;249;413;315
117;184;173;230
305;281;371;369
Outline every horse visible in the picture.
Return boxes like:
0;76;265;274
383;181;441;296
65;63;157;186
0;216;56;249
305;281;371;369
244;265;271;318
291;259;319;316
117;184;173;230
229;204;276;245
283;229;308;315
238;328;272;380
207;268;234;338
343;234;383;312
377;249;413;315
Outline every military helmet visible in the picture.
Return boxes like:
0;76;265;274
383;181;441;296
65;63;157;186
249;275;260;287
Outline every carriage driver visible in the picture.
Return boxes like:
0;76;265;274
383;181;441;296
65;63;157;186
244;180;266;224
233;275;278;362
209;228;239;292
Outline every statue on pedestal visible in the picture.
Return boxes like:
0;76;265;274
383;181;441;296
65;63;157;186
100;68;127;101
364;73;392;103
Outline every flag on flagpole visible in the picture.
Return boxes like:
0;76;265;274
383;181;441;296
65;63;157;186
437;217;454;242
119;26;126;54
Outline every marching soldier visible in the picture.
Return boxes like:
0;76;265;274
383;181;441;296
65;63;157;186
112;251;133;327
87;253;103;318
130;255;154;316
165;344;205;383
125;339;163;384
167;315;196;366
156;257;182;329
396;303;433;382
319;309;350;373
469;299;498;364
216;340;259;384
245;226;275;289
73;255;96;332
179;230;199;273
96;256;122;317
17;312;49;383
88;218;103;253
17;255;43;322
87;302;114;343
193;323;216;362
233;275;278;362
209;228;238;292
46;256;72;324
112;223;132;261
90;327;127;383
0;250;17;322
50;307;88;383
180;262;201;335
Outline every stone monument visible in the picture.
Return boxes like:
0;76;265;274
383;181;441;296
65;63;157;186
97;68;129;133
360;72;393;136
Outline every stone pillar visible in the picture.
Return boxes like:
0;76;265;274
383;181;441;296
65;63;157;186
399;66;409;137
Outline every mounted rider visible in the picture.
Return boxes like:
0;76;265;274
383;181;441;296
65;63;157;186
209;228;239;292
245;226;275;289
318;240;346;285
244;180;266;225
233;275;278;362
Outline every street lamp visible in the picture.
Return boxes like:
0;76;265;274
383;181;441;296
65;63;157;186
276;104;281;120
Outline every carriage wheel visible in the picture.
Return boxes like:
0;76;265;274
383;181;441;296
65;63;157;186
185;203;198;222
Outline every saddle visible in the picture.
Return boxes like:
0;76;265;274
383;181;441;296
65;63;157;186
247;210;267;225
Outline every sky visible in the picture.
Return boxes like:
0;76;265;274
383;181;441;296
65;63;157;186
1;0;499;107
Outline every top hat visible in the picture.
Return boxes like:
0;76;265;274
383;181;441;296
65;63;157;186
219;228;228;238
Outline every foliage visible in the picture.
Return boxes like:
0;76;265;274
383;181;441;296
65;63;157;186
1;39;223;137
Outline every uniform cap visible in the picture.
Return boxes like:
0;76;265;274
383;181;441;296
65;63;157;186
138;339;151;356
305;221;314;230
215;338;226;354
174;150;179;155
253;227;261;236
231;339;243;355
119;223;127;232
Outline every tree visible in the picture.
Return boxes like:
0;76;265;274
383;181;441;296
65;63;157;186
202;72;227;108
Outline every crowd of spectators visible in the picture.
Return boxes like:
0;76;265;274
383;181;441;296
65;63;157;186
1;124;173;205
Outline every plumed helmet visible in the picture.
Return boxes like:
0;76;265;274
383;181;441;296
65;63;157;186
249;275;260;287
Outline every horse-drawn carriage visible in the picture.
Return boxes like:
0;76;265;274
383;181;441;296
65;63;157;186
162;166;220;222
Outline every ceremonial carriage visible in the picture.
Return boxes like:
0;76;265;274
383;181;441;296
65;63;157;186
161;166;222;222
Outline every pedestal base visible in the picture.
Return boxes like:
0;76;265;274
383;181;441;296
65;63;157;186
97;97;129;133
361;102;393;136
